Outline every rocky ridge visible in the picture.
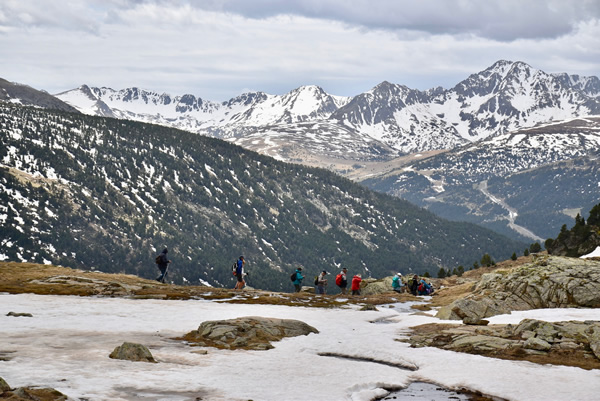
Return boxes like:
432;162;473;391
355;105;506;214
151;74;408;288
407;319;600;370
436;255;600;322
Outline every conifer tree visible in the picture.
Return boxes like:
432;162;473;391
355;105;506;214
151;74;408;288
529;242;541;253
588;204;600;226
480;253;494;267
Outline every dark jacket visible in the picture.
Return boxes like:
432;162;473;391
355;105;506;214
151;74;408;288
158;249;169;269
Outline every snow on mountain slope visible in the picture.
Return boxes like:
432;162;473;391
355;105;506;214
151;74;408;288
331;60;600;153
360;116;600;241
229;120;400;163
398;116;600;186
56;84;351;136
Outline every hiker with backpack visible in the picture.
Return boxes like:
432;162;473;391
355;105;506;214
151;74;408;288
155;248;171;283
408;274;419;295
351;273;362;295
335;267;348;295
315;270;328;294
392;272;404;293
234;256;246;290
417;279;432;295
291;267;304;292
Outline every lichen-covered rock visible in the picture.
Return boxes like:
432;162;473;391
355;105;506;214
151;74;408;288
524;337;552;351
109;342;156;362
181;316;319;350
436;256;600;321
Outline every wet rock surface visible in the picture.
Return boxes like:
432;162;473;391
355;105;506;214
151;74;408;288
180;316;319;350
436;256;600;322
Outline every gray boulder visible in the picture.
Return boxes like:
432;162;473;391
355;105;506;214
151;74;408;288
437;256;600;321
0;377;10;392
181;316;319;350
360;277;393;296
109;342;156;363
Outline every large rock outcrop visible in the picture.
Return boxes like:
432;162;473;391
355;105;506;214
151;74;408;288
181;316;319;350
436;256;600;321
407;319;600;370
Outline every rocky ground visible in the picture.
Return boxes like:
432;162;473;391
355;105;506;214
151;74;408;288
2;254;600;399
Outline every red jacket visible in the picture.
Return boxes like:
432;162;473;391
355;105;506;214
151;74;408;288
351;275;362;291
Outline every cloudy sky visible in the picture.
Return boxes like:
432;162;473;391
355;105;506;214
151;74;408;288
1;0;599;101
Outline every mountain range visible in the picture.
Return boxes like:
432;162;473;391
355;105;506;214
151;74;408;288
51;60;600;242
55;60;600;156
362;117;600;241
0;101;527;290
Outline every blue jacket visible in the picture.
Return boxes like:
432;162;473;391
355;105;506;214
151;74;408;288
236;259;244;276
392;275;403;289
293;269;304;285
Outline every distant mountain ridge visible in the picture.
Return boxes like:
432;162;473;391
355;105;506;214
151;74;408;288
0;78;79;113
361;117;600;242
55;60;600;157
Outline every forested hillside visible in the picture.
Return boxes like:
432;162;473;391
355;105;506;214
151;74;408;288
0;102;526;290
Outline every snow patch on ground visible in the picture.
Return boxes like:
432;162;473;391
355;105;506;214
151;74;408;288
2;294;600;400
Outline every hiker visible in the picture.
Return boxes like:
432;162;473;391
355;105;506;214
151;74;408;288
316;270;328;295
351;274;362;295
156;248;171;283
392;272;404;293
336;267;348;294
292;267;304;292
234;256;246;290
408;274;419;295
417;279;432;296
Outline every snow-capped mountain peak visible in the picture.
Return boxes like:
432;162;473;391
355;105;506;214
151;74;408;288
54;60;600;156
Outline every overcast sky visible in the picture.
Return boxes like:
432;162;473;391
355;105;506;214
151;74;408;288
1;0;599;101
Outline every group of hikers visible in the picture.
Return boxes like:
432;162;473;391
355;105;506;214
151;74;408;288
392;273;434;295
156;249;434;296
293;268;434;296
292;266;363;295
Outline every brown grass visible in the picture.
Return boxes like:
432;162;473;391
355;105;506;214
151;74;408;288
0;262;415;308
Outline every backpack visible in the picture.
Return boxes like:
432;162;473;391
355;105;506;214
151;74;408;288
155;255;161;264
418;283;424;293
290;272;297;282
314;275;319;285
335;273;343;286
232;262;237;275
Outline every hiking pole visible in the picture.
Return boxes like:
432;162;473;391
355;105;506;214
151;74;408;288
161;264;170;283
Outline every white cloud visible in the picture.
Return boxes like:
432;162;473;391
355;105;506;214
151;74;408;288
0;0;598;101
